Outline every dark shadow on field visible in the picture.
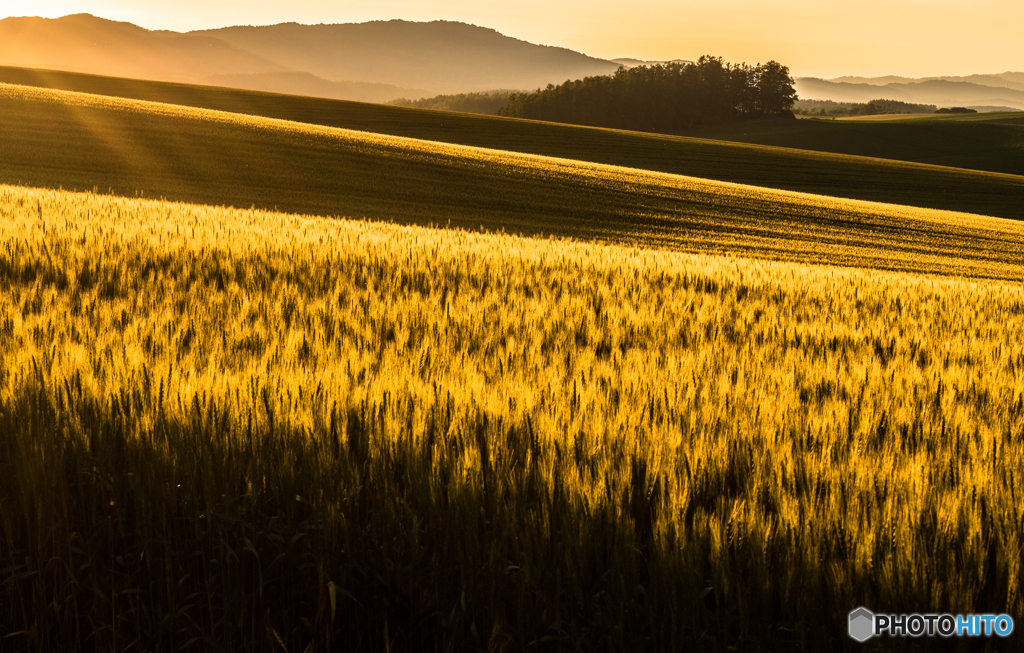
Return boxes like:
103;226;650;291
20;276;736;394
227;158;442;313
0;379;1003;652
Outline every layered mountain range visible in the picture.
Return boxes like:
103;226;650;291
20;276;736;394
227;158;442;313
0;13;618;102
796;73;1024;111
2;13;1021;110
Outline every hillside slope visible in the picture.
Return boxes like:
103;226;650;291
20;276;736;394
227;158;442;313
1;68;1022;222
689;114;1024;176
2;83;1022;280
203;71;431;103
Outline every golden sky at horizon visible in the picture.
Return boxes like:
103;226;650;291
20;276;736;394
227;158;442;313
5;1;1023;79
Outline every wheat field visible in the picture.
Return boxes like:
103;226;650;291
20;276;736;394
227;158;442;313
2;184;1023;650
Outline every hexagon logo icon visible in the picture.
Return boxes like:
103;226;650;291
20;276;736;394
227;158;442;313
849;607;874;642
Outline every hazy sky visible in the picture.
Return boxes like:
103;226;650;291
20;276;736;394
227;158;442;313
7;1;1023;78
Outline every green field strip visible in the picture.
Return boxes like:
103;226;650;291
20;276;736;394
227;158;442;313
692;115;1024;176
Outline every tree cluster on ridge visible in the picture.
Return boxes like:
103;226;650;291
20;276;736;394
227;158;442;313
498;56;797;131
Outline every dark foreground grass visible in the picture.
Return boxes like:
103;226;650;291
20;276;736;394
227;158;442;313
7;386;999;653
0;389;799;652
1;66;1023;220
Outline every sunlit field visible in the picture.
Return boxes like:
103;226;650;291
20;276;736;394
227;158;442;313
3;82;1024;286
3;78;1024;224
2;185;1023;650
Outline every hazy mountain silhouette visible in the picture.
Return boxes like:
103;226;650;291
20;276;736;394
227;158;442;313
827;75;917;86
0;14;620;100
0;14;284;82
796;76;1024;111
829;73;1024;92
195;20;620;95
8;13;1019;110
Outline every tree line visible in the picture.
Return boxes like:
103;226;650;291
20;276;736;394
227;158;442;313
390;90;514;114
496;56;797;131
794;98;937;117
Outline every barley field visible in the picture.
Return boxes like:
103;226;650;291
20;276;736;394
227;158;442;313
2;185;1023;650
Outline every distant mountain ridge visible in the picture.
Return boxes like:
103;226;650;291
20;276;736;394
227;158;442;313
0;13;619;101
828;73;1024;92
6;13;1020;110
197;21;620;94
796;73;1024;111
0;13;284;80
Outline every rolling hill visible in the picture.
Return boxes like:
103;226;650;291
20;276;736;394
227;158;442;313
203;71;430;104
2;81;1022;280
1;67;1022;221
688;113;1024;176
